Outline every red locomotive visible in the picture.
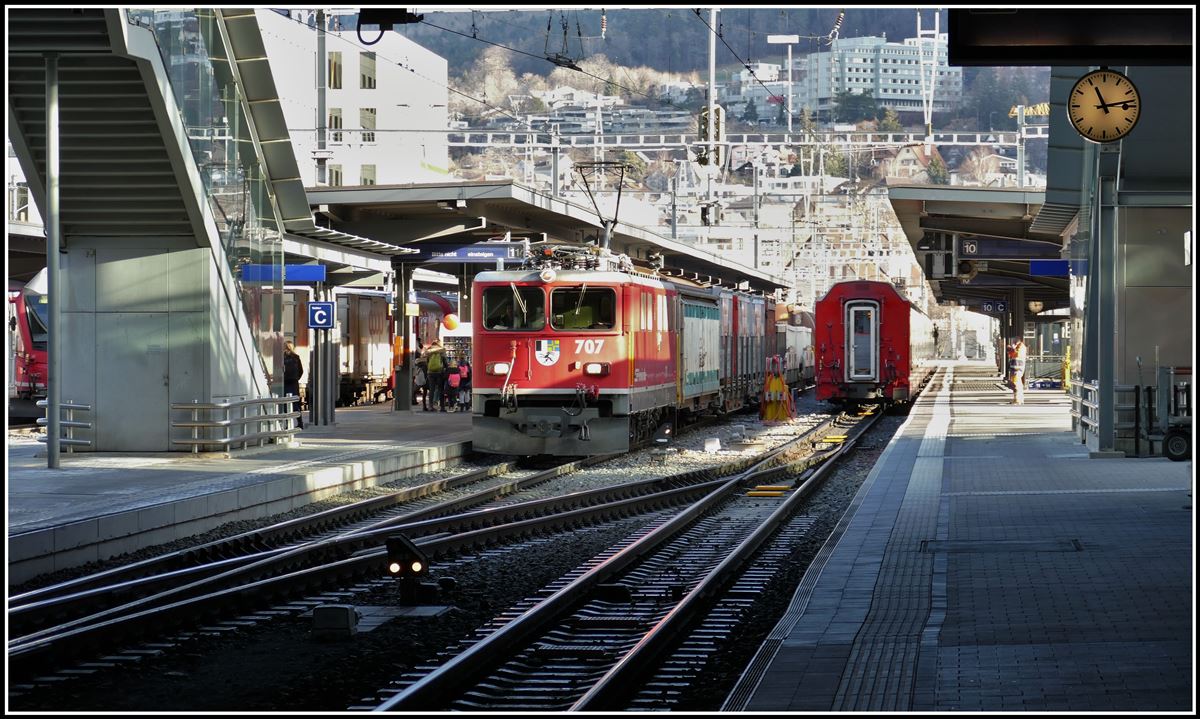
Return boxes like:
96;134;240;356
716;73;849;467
814;280;936;405
471;245;814;455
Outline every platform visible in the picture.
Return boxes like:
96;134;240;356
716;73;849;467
728;361;1192;712
6;404;472;586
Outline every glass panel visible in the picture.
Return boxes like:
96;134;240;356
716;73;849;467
360;107;376;143
851;308;874;377
25;294;49;351
328;51;342;90
360;164;376;186
551;288;616;330
328;164;342;187
126;9;284;396
360;51;376;89
329;107;342;143
482;286;544;331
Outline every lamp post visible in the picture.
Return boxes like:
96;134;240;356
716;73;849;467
767;34;800;133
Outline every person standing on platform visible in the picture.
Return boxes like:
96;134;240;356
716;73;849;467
1009;338;1028;405
414;345;429;411
456;358;471;412
424;339;448;412
283;341;304;429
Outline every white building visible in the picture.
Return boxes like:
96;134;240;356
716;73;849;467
257;9;449;187
794;33;962;120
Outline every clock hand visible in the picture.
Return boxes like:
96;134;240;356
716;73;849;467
1093;86;1109;114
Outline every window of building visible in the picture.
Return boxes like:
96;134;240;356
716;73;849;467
329;107;343;143
10;182;30;222
360;107;376;143
360;164;376;186
328;164;342;187
360;51;376;89
328;51;342;89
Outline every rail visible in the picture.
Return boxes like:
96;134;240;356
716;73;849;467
170;396;300;453
36;400;93;452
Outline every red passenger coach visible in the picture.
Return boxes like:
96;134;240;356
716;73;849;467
814;280;935;405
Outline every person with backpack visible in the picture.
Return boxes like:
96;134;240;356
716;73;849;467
446;359;462;412
423;339;448;412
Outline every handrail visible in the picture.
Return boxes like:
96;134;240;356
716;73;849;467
170;396;300;453
36;400;93;451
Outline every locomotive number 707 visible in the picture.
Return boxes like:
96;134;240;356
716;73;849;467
575;339;605;354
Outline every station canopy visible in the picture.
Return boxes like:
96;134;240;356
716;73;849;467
887;184;1070;314
306;179;787;294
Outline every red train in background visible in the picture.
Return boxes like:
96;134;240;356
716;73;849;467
8;272;49;401
814;280;936;405
470;244;814;456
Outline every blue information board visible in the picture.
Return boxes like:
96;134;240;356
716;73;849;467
241;264;328;282
307;302;336;329
405;242;526;264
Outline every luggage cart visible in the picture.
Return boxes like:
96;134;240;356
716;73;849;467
1143;367;1191;462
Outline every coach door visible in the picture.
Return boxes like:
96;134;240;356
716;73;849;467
845;301;878;382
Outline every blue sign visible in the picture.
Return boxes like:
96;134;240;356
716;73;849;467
1029;260;1069;277
995;301;1008;313
406;242;526;264
307;302;336;329
241;264;328;282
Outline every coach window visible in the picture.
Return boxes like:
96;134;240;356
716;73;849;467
482;285;544;331
551;287;616;330
847;302;878;380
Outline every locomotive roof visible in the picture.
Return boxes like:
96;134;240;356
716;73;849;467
475;270;668;287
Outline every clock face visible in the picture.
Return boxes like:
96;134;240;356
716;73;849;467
1068;69;1141;143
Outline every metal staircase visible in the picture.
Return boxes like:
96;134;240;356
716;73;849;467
7;8;197;241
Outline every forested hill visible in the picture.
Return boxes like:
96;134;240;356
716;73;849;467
392;8;945;77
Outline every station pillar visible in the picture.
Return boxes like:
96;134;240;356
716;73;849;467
393;263;415;412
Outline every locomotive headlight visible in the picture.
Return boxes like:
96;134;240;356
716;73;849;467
583;362;610;376
487;361;511;376
388;562;402;575
539;268;557;283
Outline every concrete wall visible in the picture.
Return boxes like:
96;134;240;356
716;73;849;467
1117;206;1193;386
60;239;266;451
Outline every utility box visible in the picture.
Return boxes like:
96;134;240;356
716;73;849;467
311;604;359;640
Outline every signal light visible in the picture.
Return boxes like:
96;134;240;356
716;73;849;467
386;535;429;578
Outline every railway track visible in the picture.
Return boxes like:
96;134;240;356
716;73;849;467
6;413;815;679
366;408;880;711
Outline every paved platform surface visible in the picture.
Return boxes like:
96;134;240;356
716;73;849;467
6;405;472;585
728;361;1193;712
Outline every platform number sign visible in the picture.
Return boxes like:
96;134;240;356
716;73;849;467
995;301;1008;313
307;301;336;329
982;301;993;313
961;239;979;256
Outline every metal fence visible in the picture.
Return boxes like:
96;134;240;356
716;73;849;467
171;396;300;453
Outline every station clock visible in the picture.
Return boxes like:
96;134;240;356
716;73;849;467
1067;68;1141;143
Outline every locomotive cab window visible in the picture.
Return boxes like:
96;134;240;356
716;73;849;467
551;287;616;330
482;286;545;331
846;301;878;381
